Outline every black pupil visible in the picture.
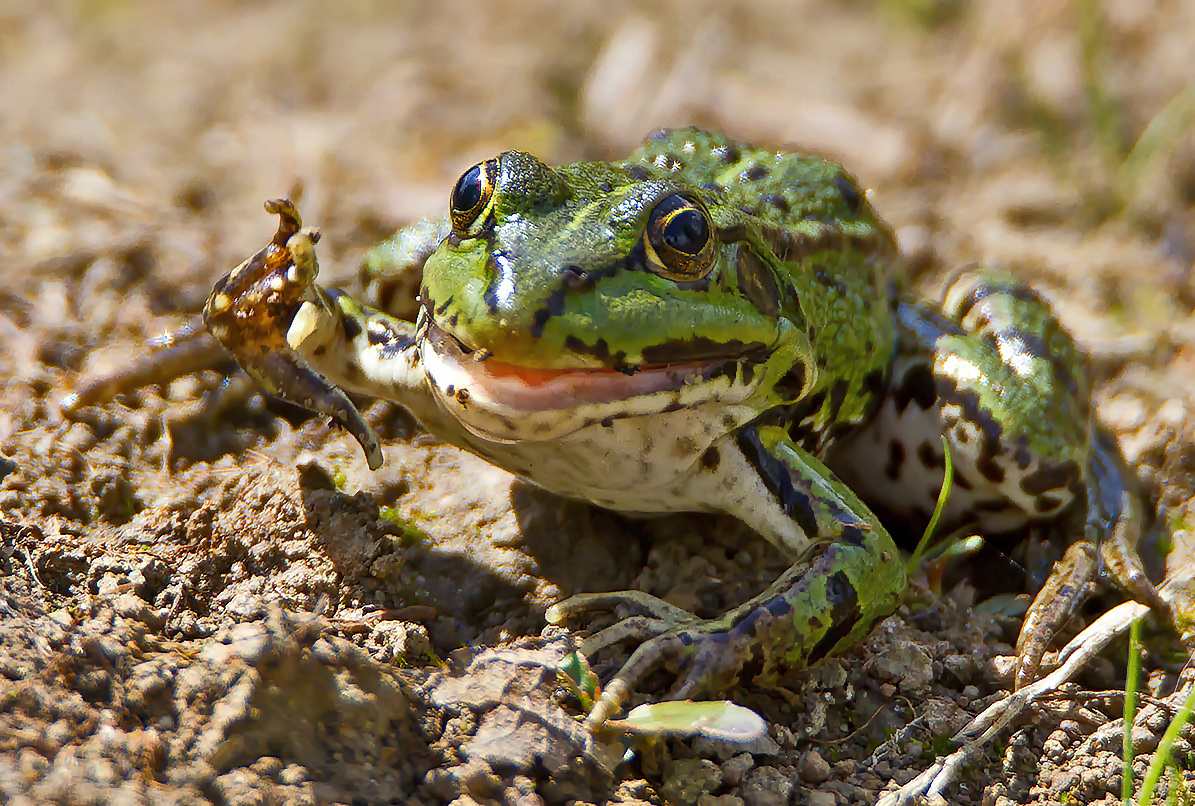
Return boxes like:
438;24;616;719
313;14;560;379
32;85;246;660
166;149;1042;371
662;207;708;254
453;165;483;213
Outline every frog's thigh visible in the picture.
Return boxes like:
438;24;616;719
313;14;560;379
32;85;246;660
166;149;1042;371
837;275;1092;529
934;271;1092;518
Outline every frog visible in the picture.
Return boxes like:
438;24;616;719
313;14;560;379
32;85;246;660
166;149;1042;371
65;128;1178;730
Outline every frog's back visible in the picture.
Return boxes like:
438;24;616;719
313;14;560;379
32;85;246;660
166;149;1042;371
625;128;887;240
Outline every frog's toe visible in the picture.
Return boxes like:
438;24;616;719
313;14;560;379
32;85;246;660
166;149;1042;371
1014;540;1096;689
547;590;700;626
579;614;696;655
583;620;754;730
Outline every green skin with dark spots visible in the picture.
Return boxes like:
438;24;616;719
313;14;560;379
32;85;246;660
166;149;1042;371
148;128;1175;728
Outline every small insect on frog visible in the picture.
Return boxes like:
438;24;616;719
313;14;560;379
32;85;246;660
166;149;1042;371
68;128;1181;728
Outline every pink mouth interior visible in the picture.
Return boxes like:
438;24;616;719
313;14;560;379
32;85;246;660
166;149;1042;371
426;324;722;412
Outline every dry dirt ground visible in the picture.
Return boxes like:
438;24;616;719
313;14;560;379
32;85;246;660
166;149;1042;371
2;2;1195;804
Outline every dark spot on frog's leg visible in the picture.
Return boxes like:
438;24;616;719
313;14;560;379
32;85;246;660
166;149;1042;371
953;468;973;490
341;315;362;342
894;363;937;412
700;446;720;470
737;428;820;538
862;368;886;399
1014;439;1032;471
807;567;863;664
730;607;765;639
917;441;944;469
945;384;1008;479
826;378;851;424
774;361;807;400
1020;461;1080;496
885;440;905;481
765;596;792;619
625;165;651;181
834;174;862;212
978;456;1006;484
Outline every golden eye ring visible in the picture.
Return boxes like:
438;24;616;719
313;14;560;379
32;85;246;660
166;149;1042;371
643;193;716;282
450;159;499;237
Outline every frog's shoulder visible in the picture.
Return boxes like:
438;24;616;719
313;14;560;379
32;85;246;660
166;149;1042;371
625;127;880;234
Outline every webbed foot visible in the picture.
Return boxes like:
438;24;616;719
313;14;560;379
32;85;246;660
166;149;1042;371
1014;429;1174;688
203;200;383;469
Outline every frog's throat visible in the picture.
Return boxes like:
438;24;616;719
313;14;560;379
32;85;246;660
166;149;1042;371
420;322;761;443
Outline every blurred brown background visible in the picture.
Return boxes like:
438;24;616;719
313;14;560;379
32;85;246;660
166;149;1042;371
3;0;1192;303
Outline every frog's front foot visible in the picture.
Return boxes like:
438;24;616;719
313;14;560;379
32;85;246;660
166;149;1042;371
203;199;383;469
548;591;769;730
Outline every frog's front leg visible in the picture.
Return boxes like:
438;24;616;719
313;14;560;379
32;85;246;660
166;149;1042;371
63;203;449;424
200;199;451;468
550;423;906;729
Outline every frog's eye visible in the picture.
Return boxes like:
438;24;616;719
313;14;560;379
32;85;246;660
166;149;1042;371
450;159;498;237
644;194;716;282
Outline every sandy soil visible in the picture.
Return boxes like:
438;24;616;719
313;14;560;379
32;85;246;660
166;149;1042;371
1;1;1194;804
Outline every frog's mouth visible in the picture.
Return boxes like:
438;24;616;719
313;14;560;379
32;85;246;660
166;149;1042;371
421;321;760;442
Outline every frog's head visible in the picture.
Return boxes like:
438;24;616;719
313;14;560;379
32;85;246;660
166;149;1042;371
419;151;798;442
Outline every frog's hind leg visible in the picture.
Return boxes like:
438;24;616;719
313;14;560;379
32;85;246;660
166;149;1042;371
940;271;1173;685
833;269;1169;686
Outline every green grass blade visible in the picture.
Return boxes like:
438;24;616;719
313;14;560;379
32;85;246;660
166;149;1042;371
1117;87;1195;206
1123;617;1142;804
1136;679;1195;805
907;436;953;576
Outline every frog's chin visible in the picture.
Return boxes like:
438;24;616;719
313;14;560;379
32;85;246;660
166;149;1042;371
421;322;755;443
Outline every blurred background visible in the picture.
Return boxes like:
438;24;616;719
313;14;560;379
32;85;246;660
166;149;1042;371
3;0;1192;277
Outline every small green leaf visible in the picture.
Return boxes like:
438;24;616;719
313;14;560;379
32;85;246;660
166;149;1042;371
558;651;599;712
610;700;767;743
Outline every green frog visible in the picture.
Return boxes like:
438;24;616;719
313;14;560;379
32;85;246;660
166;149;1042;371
66;128;1175;729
